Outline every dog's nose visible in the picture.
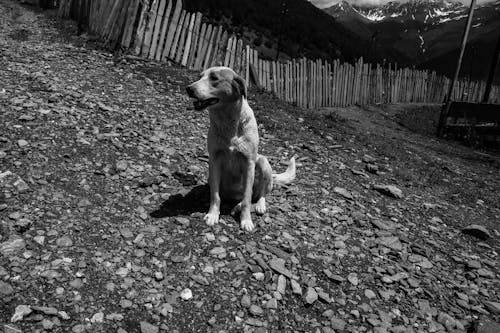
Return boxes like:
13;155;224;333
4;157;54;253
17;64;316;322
186;85;195;98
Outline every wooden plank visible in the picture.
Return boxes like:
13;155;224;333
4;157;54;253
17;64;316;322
207;26;222;68
196;24;212;70
154;0;173;60
202;26;218;70
186;12;202;68
175;12;191;64
180;13;196;66
245;45;251;85
120;0;141;48
161;0;182;61
169;9;186;60
215;31;228;66
140;0;159;57
133;0;149;55
148;0;167;58
223;36;233;67
192;23;207;69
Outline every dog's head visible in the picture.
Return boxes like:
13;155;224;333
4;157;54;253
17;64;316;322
186;66;247;111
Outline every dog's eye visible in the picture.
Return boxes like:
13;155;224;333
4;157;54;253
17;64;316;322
209;73;218;81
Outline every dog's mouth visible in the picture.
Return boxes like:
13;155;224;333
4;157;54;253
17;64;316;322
192;98;219;111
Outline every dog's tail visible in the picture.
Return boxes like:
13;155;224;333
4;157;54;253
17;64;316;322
273;157;296;187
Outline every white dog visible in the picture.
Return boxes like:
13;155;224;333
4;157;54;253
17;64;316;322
186;66;296;231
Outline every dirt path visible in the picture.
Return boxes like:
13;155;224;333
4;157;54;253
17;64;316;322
1;2;499;332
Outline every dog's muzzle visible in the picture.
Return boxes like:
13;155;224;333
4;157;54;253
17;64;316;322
186;86;219;111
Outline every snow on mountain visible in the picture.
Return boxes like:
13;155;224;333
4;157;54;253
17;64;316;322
325;0;470;25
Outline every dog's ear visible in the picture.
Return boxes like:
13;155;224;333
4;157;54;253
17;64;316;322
232;74;247;98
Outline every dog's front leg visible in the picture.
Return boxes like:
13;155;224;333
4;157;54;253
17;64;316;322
205;155;221;226
240;159;256;231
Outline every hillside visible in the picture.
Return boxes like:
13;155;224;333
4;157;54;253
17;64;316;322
2;1;500;332
322;0;500;82
182;0;402;63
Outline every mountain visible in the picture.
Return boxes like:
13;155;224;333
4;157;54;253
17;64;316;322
182;0;402;63
323;0;500;82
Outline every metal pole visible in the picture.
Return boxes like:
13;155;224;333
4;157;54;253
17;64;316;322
437;0;476;137
482;31;500;103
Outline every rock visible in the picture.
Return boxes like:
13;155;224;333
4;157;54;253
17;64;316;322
291;279;302;295
209;246;226;257
470;318;500;333
269;258;292;278
180;288;192;300
334;187;353;200
140;321;159;333
159;303;173;316
56;236;73;247
10;305;32;322
370;219;396;230
373;184;403;199
31;306;58;315
484;301;500;314
365;289;376;299
17;139;28;147
41;319;54;330
462;225;491;240
265;298;278;309
90;312;104;323
241;295;251;308
437;312;458;330
0;281;14;296
277;275;286;295
115;160;128;172
14;218;32;232
304;287;318;305
0;238;26;256
330;317;347;331
249;305;264;316
347;273;359;286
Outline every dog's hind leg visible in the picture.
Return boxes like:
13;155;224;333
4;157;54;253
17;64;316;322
252;155;273;215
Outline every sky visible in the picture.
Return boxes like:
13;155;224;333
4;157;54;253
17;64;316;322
309;0;495;8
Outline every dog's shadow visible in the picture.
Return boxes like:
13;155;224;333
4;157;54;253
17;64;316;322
150;184;233;218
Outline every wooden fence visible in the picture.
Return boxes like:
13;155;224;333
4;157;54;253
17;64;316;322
55;0;500;108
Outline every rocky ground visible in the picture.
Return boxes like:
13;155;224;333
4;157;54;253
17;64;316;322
1;1;500;333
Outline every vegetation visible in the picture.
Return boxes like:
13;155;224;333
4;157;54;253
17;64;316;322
183;0;397;63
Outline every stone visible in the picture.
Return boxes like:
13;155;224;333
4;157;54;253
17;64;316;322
334;187;353;199
10;305;32;322
330;317;347;331
269;258;292;278
347;272;359;286
56;236;73;247
0;281;14;296
365;289;376;299
291;279;302;295
304;287;318;305
277;275;286;295
373;184;403;199
0;238;26;256
462;225;491;240
241;295;251;308
90;312;104;323
265;298;278;309
72;325;86;333
249;305;264;316
180;288;192;300
140;321;159;333
484;301;500;314
470;318;500;333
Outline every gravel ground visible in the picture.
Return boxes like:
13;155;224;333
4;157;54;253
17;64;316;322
1;1;499;333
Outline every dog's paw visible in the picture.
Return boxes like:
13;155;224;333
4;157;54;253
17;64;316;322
204;212;219;226
254;198;266;216
240;218;255;232
231;202;242;216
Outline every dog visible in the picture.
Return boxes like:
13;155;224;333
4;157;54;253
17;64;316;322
186;66;296;231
